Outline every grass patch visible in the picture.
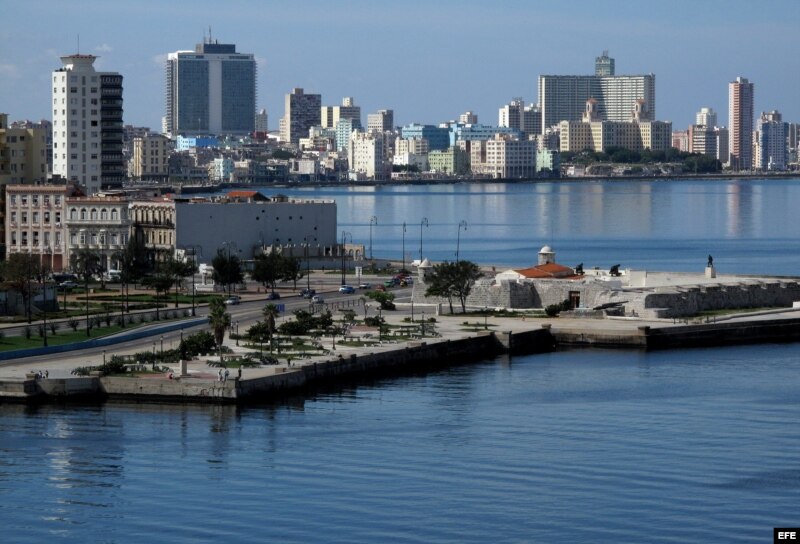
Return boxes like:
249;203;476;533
0;325;128;351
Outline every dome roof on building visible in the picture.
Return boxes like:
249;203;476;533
539;245;553;254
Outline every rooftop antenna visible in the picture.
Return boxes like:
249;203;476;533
77;34;80;54
209;25;212;43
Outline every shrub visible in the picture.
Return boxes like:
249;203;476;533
37;324;45;338
24;326;32;339
49;322;58;335
68;318;79;332
104;313;112;327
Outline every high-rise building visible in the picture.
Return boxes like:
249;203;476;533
130;133;173;181
52;54;124;194
538;53;656;134
0;113;48;186
459;111;478;124
715;127;729;166
499;98;541;137
755;110;788;171
281;88;321;144
595;50;615;76
728;76;754;170
349;131;387;180
367;109;394;132
255;109;268;132
165;39;256;137
400;124;450;151
696;107;717;128
321;97;361;130
688;124;717;157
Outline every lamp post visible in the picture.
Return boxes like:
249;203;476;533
179;245;202;317
160;335;164;361
235;320;239;346
103;349;106;365
456;220;467;262
401;222;407;273
340;230;352;286
152;342;156;370
304;237;311;293
368;216;377;261
419;218;429;263
377;306;383;341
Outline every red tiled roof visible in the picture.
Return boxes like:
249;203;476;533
514;262;578;279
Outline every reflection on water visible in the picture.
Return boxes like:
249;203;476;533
262;178;800;273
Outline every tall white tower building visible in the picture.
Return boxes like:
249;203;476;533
52;54;124;195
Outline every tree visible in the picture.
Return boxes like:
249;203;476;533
141;268;173;320
262;303;280;352
424;260;483;313
71;248;102;336
162;256;196;308
0;253;38;322
212;249;243;295
252;252;284;293
281;256;304;290
207;296;231;352
366;290;396;310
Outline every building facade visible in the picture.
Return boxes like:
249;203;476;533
471;135;537;178
282;88;322;144
52;54;124;194
321;97;361;129
688;125;717;157
129;197;176;265
498;98;541;137
165;39;256;137
400;124;449;151
538;54;656;133
755;110;788;171
428;147;469;175
349;131;387;180
130;133;172;181
65;195;130;270
4;184;80;271
728;76;754;170
367;109;394;132
696;107;718;128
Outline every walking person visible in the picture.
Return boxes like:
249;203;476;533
218;368;223;382
224;368;229;383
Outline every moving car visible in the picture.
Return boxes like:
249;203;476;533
311;294;325;303
224;295;241;305
300;288;316;299
358;283;372;289
338;285;355;294
265;292;281;300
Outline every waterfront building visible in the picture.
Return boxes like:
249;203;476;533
470;134;537;178
696;107;718;128
281;88;322;144
688;125;717;157
321;97;361;130
672;130;689;152
65;194;130;270
538;52;656;133
52;54;124;194
559;99;671;153
4;184;81;271
129;197;175;266
165;38;256;137
392;152;428;172
428;147;469;175
335;118;359;153
173;194;337;264
348;131;387;180
367;109;394;132
754;110;788;171
449;123;521;147
536;148;560;173
255;109;268;133
395;137;429;156
498;98;541;137
728;76;754;170
129;133;172;181
715;127;730;166
459;111;478;124
400;124;449;151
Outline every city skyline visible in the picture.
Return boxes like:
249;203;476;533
2;0;800;132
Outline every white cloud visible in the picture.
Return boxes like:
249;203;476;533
0;63;20;79
95;43;113;53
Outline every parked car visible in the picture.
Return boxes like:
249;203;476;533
58;281;79;290
338;285;355;294
224;295;241;305
265;292;281;300
300;288;316;299
311;294;325;303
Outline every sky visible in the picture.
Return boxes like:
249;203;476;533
2;0;799;131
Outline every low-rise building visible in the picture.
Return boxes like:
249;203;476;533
129;196;176;266
471;135;537;178
65;195;130;270
428;147;469;175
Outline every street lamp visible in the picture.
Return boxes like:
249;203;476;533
456;220;467;262
377;306;383;341
179;245;202;317
235;320;239;346
152;342;156;370
304;236;311;292
340;230;352;286
160;335;164;361
419;218;429;262
103;349;106;365
401;222;407;273
368;216;377;261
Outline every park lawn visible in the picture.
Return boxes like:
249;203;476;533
0;324;128;352
91;293;219;304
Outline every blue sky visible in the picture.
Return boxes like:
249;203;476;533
2;0;799;131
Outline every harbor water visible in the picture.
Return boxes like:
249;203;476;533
1;178;799;542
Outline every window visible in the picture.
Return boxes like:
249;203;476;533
44;212;50;223
54;196;60;205
100;209;108;220
80;209;87;220
33;232;39;246
91;209;98;221
21;212;27;224
55;232;61;246
11;233;16;246
111;209;118;221
33;212;39;223
55;212;61;223
10;212;16;223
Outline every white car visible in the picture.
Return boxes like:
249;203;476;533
224;295;241;305
311;294;325;303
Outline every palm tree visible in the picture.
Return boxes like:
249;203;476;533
71;248;102;336
263;303;280;352
208;297;231;353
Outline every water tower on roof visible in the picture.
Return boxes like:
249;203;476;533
538;245;555;265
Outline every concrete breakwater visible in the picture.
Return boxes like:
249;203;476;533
0;329;552;403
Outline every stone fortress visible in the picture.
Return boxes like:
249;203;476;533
411;246;800;319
